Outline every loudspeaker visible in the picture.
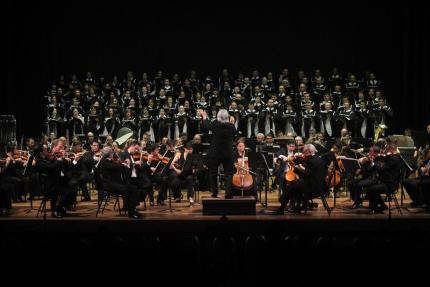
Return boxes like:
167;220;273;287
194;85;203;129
202;197;256;215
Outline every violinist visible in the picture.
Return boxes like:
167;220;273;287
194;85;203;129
1;143;31;203
99;146;141;219
81;141;102;198
68;140;91;202
169;141;195;205
119;139;153;207
142;143;170;206
34;140;75;218
348;145;381;209
366;144;402;214
274;144;326;214
1;159;11;214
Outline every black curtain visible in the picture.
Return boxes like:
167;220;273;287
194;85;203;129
3;1;430;137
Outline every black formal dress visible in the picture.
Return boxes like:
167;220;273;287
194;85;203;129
202;119;236;197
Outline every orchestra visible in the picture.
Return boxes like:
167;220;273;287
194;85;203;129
1;69;428;218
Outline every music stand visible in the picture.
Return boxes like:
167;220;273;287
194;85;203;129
245;138;258;153
191;152;209;204
262;145;280;154
351;137;374;149
397;148;415;207
248;151;271;207
274;138;293;148
314;142;329;156
23;154;36;214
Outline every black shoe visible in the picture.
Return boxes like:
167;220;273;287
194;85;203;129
175;198;182;203
51;211;63;218
369;208;383;214
225;194;233;199
379;203;388;211
129;212;141;219
211;193;218;198
350;203;363;209
271;208;285;215
157;200;165;206
286;205;297;213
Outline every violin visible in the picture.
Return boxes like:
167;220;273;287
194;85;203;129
66;151;86;160
151;154;170;164
10;150;29;161
151;151;172;175
132;151;143;161
232;151;253;192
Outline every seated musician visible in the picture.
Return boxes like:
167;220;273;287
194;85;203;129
80;141;103;200
1;158;12;215
404;125;430;210
143;143;169;206
34;140;76;218
365;143;402;214
99;146;141;219
348;145;381;209
68;140;91;202
275;139;299;211
0;143;31;203
403;157;430;210
119;139;154;207
169;141;195;205
231;139;257;200
274;144;326;214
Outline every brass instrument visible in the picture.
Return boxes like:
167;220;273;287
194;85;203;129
374;124;388;142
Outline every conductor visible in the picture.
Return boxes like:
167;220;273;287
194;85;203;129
198;109;236;198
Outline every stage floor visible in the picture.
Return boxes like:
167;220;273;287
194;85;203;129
2;190;430;234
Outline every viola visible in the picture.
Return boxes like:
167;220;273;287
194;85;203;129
284;154;303;183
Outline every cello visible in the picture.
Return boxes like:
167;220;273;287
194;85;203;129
326;146;345;188
232;150;254;194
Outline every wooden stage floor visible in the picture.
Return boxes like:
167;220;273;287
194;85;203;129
2;190;430;234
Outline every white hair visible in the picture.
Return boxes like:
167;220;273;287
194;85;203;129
217;109;230;123
303;144;317;155
102;146;113;157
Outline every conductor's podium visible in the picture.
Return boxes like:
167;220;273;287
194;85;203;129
202;196;257;215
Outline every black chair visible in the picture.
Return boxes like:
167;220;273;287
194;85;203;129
36;174;49;217
387;169;403;214
95;178;125;217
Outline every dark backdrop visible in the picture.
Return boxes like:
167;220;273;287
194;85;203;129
3;1;430;138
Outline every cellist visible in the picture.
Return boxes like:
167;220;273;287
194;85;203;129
231;138;257;200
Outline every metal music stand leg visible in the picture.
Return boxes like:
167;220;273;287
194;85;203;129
159;187;181;213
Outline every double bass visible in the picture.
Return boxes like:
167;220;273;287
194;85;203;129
232;151;253;192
